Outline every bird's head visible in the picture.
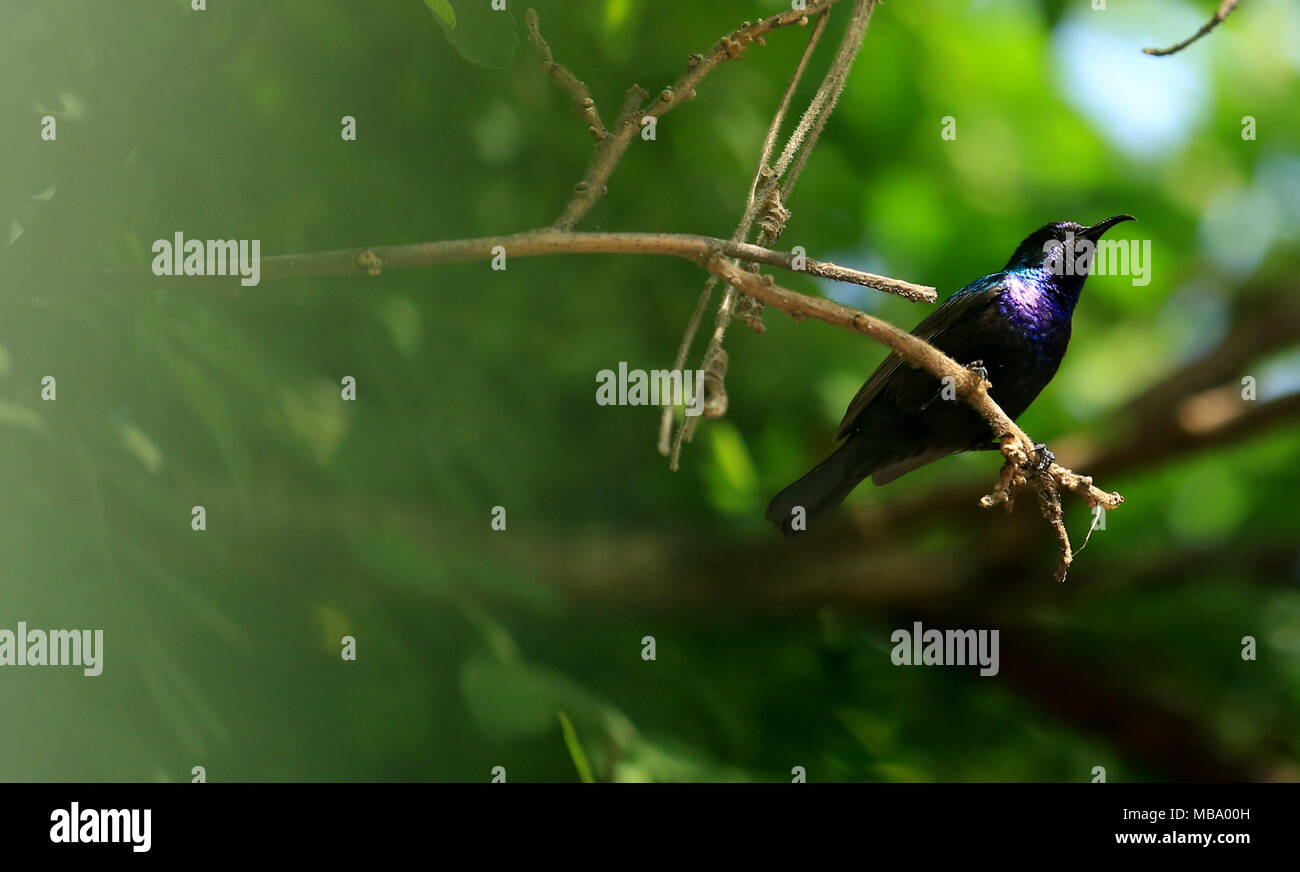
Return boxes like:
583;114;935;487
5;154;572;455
1004;215;1136;275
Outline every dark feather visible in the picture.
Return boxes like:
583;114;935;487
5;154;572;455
835;277;1005;440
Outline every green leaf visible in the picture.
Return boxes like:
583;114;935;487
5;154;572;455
558;711;596;783
430;0;518;70
423;0;456;27
703;422;760;514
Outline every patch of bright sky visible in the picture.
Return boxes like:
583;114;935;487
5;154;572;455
1258;155;1300;230
1194;152;1300;278
1255;348;1300;402
1057;4;1300;278
1199;183;1282;275
1053;2;1210;161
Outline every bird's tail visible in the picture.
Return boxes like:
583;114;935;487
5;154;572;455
765;436;880;536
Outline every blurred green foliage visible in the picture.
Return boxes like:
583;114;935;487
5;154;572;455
0;0;1297;781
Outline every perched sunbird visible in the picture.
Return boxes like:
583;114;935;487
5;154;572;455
766;215;1136;534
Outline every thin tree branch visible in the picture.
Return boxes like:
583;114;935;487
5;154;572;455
664;0;881;469
657;276;720;456
1143;0;1239;56
526;9;606;140
749;10;831;215
659;6;835;463
773;0;876;199
99;229;935;300
551;0;849;230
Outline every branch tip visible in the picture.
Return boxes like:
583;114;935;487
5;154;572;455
1143;0;1238;56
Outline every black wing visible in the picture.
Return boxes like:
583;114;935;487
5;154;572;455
834;275;1006;440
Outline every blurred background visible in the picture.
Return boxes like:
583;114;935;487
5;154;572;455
1;0;1298;781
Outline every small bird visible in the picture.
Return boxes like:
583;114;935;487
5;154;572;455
766;215;1135;535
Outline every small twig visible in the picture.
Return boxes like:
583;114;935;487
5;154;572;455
747;8;832;215
980;435;1027;512
1034;467;1071;583
1048;463;1124;512
1143;0;1238;56
657;275;718;456
526;9;607;139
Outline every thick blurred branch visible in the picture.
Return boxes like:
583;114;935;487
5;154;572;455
1118;293;1300;427
1089;390;1300;480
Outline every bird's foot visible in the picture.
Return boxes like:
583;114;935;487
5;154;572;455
921;361;988;411
1032;442;1055;472
965;359;989;382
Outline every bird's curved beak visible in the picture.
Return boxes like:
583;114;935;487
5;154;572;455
1081;214;1136;240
